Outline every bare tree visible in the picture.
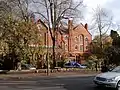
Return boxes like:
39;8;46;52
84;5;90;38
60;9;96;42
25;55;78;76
31;0;84;68
92;6;113;52
0;1;12;19
2;0;33;22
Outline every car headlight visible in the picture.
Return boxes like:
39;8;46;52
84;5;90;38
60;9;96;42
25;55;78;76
107;77;116;82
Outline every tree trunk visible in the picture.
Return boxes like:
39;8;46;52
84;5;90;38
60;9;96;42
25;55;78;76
52;37;56;68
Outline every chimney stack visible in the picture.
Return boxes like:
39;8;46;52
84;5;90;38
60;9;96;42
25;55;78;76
85;23;88;30
68;18;73;32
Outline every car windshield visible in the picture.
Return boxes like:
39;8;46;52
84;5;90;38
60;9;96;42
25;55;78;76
111;66;120;72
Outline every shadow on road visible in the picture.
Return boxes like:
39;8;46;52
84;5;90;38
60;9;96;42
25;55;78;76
93;86;116;90
55;76;116;90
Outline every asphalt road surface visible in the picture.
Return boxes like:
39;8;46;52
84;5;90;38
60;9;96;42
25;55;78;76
0;75;116;90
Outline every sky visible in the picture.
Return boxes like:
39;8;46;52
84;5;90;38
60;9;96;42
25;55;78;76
30;0;120;36
79;0;120;36
83;0;120;24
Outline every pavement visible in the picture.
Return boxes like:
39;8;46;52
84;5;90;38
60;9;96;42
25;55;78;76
0;69;100;80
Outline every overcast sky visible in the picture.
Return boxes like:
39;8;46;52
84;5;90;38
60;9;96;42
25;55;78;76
83;0;120;24
79;0;120;36
31;0;120;35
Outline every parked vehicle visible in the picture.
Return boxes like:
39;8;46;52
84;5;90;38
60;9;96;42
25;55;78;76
64;61;87;69
93;66;120;89
74;63;87;69
21;64;36;70
64;62;75;68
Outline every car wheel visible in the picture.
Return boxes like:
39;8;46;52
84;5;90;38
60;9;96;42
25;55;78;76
116;81;120;90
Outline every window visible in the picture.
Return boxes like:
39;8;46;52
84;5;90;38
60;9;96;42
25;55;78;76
86;46;88;49
75;45;78;50
85;38;89;45
65;44;68;51
64;35;68;42
80;45;83;51
65;35;68;39
75;37;78;42
79;35;84;42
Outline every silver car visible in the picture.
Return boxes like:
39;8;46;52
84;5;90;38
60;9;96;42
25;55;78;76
94;66;120;89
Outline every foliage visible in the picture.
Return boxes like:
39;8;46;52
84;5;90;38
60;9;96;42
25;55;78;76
104;30;120;65
91;34;112;60
85;55;97;69
104;46;120;65
0;16;44;69
88;55;97;60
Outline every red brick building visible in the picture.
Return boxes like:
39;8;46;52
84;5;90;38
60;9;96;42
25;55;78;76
37;19;92;64
56;19;92;63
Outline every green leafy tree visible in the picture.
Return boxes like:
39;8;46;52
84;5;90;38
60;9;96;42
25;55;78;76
0;0;46;69
89;34;112;71
105;30;120;65
91;34;112;59
0;16;44;69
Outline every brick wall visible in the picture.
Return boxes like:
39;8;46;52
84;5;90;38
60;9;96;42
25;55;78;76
36;19;92;63
62;19;92;63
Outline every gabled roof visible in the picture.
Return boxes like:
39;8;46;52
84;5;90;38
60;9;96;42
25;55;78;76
37;19;48;30
73;24;92;36
59;22;92;36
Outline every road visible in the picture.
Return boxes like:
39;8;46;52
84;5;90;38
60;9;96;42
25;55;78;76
0;75;116;90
